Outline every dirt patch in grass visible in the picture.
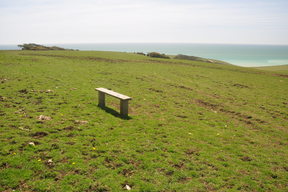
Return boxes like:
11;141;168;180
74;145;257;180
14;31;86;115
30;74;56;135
30;132;48;138
0;78;8;83
119;168;134;177
178;177;192;183
63;126;75;131
241;156;253;162
148;88;163;93
18;89;29;94
66;133;75;137
176;115;188;119
232;83;250;88
104;157;123;169
65;142;75;145
136;76;153;82
165;170;174;176
185;148;200;156
194;99;266;126
172;162;185;169
272;73;288;78
168;84;193;91
0;96;7;101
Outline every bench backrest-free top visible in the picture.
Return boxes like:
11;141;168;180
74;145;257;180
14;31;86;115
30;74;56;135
95;88;132;100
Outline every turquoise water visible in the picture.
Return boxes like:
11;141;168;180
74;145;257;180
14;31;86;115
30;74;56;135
1;43;288;67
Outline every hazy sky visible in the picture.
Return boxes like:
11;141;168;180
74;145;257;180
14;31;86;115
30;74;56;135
0;0;288;44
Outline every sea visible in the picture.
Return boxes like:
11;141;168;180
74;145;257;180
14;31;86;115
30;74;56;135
1;43;288;67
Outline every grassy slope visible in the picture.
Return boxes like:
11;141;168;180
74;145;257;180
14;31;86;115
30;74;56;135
0;50;287;192
254;65;288;75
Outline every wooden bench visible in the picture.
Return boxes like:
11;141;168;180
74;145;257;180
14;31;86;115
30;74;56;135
95;88;132;117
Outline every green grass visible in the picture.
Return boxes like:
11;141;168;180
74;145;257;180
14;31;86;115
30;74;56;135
254;64;288;75
0;50;287;191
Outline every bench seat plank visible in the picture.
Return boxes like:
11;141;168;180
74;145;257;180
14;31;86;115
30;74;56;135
96;88;132;100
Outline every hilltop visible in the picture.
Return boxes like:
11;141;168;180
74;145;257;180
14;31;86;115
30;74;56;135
18;43;75;51
0;50;287;191
254;64;288;74
173;54;231;65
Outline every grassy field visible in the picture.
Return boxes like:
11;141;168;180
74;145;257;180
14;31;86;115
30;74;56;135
254;64;288;75
0;50;287;192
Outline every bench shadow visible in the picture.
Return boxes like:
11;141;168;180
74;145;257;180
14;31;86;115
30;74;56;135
98;105;132;120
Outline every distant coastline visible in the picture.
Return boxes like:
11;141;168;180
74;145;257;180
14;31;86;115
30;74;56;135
1;43;288;67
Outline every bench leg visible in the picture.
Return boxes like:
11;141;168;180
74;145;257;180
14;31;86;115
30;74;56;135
120;100;129;117
98;92;105;107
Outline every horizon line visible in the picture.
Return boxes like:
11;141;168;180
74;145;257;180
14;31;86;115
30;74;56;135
1;42;288;46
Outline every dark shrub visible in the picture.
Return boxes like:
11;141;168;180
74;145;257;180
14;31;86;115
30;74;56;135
174;54;200;61
135;52;146;56
147;52;170;59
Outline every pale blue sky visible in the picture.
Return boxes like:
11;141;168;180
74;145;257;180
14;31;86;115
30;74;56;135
0;0;287;44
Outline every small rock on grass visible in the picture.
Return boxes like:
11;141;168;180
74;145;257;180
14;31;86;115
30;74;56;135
75;120;88;125
124;185;132;190
28;142;35;146
47;159;53;165
19;126;30;131
45;159;54;167
38;115;52;121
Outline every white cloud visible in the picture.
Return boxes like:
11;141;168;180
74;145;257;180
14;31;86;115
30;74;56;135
0;0;287;44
